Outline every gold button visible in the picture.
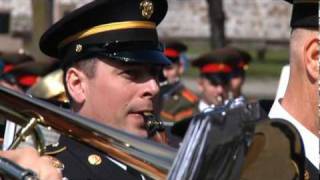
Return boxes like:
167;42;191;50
75;44;83;53
88;154;102;166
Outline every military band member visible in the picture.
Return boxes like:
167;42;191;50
37;0;171;179
158;41;198;147
192;48;234;111
226;48;251;99
171;48;234;137
269;0;319;179
0;52;34;92
160;41;198;124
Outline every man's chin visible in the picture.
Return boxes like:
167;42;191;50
124;128;148;138
135;129;148;138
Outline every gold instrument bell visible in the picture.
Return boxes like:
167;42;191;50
27;69;69;104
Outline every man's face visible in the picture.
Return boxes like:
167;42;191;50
80;60;161;138
162;63;183;83
198;78;228;106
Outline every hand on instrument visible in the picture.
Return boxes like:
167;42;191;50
0;147;62;180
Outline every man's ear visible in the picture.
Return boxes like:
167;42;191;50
304;38;319;81
178;63;184;74
65;67;87;105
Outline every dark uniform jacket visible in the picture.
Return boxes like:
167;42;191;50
47;136;147;180
241;119;307;180
159;81;199;147
160;81;198;123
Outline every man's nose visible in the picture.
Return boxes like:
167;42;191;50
217;85;225;94
143;78;160;97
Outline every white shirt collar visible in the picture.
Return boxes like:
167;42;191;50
269;99;319;169
198;100;211;112
106;156;127;170
106;156;145;180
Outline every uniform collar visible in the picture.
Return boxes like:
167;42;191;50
269;98;319;169
198;100;211;112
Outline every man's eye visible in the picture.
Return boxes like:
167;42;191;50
164;66;174;70
122;70;140;79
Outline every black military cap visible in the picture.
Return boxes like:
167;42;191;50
226;48;251;78
192;48;237;85
164;41;188;63
40;0;171;68
0;53;34;71
5;61;58;88
284;0;318;28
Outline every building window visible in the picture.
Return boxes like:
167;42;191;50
0;12;10;34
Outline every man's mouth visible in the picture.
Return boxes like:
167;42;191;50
129;111;154;125
128;111;164;138
141;111;155;127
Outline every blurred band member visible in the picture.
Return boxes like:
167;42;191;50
227;48;251;99
192;48;234;110
160;41;198;124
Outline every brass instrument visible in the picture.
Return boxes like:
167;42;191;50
27;69;68;103
0;86;176;179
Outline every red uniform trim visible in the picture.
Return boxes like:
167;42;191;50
164;48;180;58
181;89;198;103
17;75;38;87
201;64;232;73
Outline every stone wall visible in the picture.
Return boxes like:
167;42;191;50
224;0;291;41
0;0;32;34
1;0;292;41
158;0;210;38
159;0;291;41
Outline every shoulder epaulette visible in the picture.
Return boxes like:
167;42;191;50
161;108;194;122
181;89;198;103
174;108;194;122
241;118;304;180
161;111;175;121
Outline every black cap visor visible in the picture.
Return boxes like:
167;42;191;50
62;41;171;67
98;49;172;66
231;69;245;78
202;73;230;86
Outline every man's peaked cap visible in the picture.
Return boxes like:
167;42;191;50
40;0;170;67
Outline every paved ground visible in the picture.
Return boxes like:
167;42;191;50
182;77;279;100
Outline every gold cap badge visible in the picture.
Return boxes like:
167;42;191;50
88;154;102;166
75;44;83;53
140;0;154;19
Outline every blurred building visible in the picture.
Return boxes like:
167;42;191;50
0;0;291;52
160;0;291;42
